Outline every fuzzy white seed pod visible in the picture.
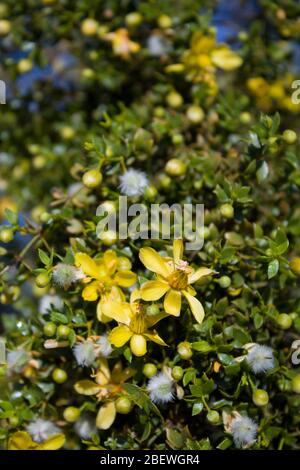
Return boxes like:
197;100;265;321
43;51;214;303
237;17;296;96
119;169;149;197
147;371;174;404
74;414;97;439
73;340;96;367
27;419;60;443
246;344;275;374
231;415;258;448
95;334;112;358
52;263;84;289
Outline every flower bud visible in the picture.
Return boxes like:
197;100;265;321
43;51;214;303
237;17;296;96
0;19;11;36
166;91;183;108
186;105;204;124
82;169;103;188
165;158;186;176
81;18;98;36
125;12;143;27
0;227;14;243
177;341;193;360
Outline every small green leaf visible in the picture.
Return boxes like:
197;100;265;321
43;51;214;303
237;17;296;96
192;402;203;416
268;259;279;279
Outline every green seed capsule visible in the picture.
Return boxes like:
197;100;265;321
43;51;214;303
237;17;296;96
277;313;293;330
0;228;14;243
172;366;184;381
82;169;102;188
219;276;231;288
35;273;50;288
252;389;269;406
207;410;220;424
220;203;234;219
52;368;68;384
291;375;300;394
43;322;57;337
115;396;132;414
177;341;193;360
57;325;71;338
143;363;157;378
290;258;300;276
283;129;297;144
63;406;81;423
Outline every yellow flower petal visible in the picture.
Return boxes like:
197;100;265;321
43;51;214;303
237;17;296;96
144;332;168;346
97;300;112;323
8;431;36;450
139;247;171;278
96;401;116;430
74;380;101;395
102;301;132;325
188;267;214;284
140;280;170;301
130;334;147;356
96;358;111;385
173;239;183;264
75;253;102;279
114;270;137;287
146;311;169;328
38;434;65;450
103;250;118;274
211;48;242;71
164;289;182;316
82;281;99;301
182;291;205;324
109;325;132;347
130;288;141;304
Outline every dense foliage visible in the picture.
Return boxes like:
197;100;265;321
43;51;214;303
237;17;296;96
1;0;300;451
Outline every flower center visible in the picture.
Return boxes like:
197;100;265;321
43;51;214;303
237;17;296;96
130;304;146;334
167;270;189;290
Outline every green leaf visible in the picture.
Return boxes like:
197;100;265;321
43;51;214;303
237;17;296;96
50;311;68;324
268;259;279;279
38;249;51;266
192;401;203;416
4;209;18;225
191;341;215;353
122;383;162;419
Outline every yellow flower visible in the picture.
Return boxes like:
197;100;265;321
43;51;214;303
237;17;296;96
75;250;137;322
183;31;242;81
74;359;134;430
102;290;168;356
139;240;213;324
8;431;65;450
104;28;140;58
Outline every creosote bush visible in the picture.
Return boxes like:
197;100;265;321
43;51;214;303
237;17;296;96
1;0;300;451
